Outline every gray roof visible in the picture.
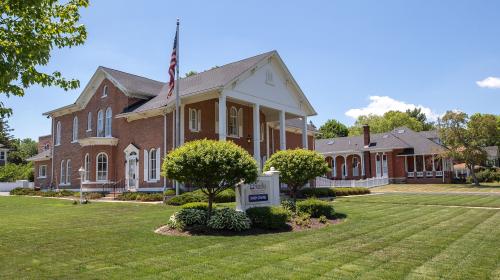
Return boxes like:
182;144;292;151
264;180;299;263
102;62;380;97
132;51;275;113
418;130;438;139
315;127;446;155
26;149;52;162
100;67;164;97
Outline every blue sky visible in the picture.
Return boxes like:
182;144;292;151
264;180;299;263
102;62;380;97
3;0;500;140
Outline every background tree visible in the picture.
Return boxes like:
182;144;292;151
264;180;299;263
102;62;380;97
162;140;258;215
467;113;499;147
438;111;497;186
263;149;329;200
349;111;424;135
405;108;435;131
184;70;198;77
317;119;349;139
8;138;38;164
0;117;15;148
0;0;89;117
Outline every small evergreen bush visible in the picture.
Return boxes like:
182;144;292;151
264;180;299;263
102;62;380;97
296;198;335;218
332;187;370;196
299;187;335;198
9;187;38;196
181;202;210;211
165;191;205;205
246;206;290;229
117;192;163;201
207;208;251;231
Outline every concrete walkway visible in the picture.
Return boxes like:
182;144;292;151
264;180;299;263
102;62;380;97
0;192;10;196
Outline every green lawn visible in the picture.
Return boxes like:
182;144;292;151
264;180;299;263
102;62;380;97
373;183;500;194
1;195;500;279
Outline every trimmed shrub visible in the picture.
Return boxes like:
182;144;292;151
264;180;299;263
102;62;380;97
117;192;163;202
280;199;297;214
294;213;311;227
207;208;251;231
332;187;370;196
165;191;205;205
213;188;236;203
246;206;290;229
181;202;210;211
296;198;335;218
9;187;38;196
299;187;335;198
164;189;176;196
176;209;207;226
84;192;104;200
40;190;75;197
473;169;500;183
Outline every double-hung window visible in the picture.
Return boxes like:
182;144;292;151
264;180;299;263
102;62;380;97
188;108;201;132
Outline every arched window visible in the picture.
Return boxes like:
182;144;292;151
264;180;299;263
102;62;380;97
105;107;112;137
84;154;90;182
72;116;78;142
97;110;104;137
228;107;238;136
96;153;108;181
66;159;71;184
60;160;65;185
56;121;61;145
102;85;108;97
87;112;92;131
352;157;359;177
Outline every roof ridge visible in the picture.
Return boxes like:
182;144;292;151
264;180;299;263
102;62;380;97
178;50;275;82
99;66;165;84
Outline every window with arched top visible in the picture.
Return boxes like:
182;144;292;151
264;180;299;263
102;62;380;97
56;121;61;145
96;153;108;181
105;107;112;137
87;112;92;131
97;110;104;137
72;116;78;142
84;154;90;182
66;159;71;184
149;148;157;180
102;85;108;97
353;157;359;177
228;107;238;137
60;160;65;185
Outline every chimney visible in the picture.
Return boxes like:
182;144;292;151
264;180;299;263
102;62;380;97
363;124;370;146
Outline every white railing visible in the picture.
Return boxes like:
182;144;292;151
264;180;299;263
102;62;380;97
416;172;424;177
314;176;389;189
407;172;414;177
435;171;443;177
425;171;434;177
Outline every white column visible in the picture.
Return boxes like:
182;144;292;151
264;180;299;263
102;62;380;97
413;156;417;172
279;110;286;150
253;104;261;170
432;154;435;171
422;155;426;172
361;153;365;176
265;123;270;159
404;156;408;173
218;95;226;140
180;104;185;145
302;116;308;149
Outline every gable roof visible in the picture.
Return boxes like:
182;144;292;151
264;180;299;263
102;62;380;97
131;51;276;114
315;127;447;155
99;67;164;98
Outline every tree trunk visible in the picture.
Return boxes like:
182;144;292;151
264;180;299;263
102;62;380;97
207;192;215;218
469;165;480;186
290;185;297;202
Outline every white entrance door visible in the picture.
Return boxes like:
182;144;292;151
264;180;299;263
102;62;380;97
126;151;139;191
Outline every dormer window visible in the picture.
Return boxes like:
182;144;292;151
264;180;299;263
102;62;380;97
265;70;274;85
102;85;108;98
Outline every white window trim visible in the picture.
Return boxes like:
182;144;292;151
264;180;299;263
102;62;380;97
0;151;5;161
96;152;108;182
102;85;108;98
228;106;239;137
55;121;61;146
60;160;66;186
66;159;71;185
38;165;47;179
105;107;112;137
87;112;92;132
84;153;90;182
72;116;78;142
97;110;104;137
188;108;201;132
146;148;161;182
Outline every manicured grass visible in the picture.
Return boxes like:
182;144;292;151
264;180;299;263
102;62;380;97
373;183;500;194
1;195;500;279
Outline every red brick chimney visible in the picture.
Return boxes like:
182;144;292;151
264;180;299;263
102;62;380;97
363;125;370;146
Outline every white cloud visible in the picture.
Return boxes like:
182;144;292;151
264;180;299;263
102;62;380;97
476;77;500;89
345;96;441;121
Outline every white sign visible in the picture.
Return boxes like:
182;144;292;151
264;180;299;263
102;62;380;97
236;169;280;211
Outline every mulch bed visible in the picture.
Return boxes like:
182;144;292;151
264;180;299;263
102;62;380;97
154;217;345;237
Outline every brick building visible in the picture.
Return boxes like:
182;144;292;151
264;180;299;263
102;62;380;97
28;51;316;191
315;125;453;184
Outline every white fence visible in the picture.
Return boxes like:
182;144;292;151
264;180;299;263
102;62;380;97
314;176;389;189
0;180;34;192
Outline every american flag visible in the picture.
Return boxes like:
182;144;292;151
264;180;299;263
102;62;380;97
167;29;178;98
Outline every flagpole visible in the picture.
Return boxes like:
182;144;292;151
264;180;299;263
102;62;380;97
174;18;181;196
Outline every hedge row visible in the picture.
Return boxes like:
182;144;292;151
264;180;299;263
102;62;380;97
298;187;370;198
165;188;236;205
116;192;164;202
9;188;76;197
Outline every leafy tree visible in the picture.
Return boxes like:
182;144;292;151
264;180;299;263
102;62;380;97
263;149;330;200
0;117;15;148
405;108;435;131
8;138;38;164
317;119;348;139
349;111;423;135
0;162;34;182
438;111;498;186
0;0;89;117
184;70;198;77
162;139;258;215
467;113;499;147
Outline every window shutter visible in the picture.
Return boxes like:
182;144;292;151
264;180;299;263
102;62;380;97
156;148;161;180
143;150;149;182
197;110;201;132
215;102;219;134
238;108;243;137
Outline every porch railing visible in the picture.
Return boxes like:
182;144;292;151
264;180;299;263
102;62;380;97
313;176;389;189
